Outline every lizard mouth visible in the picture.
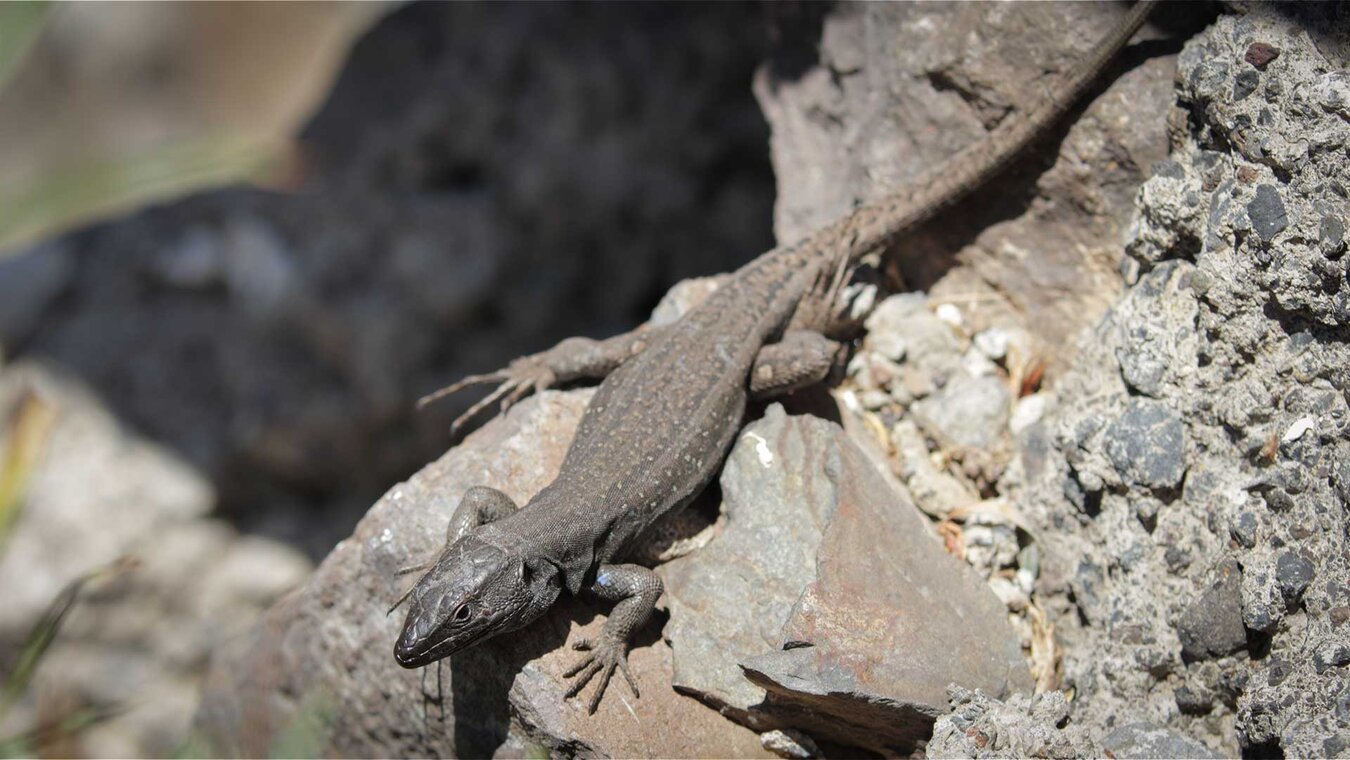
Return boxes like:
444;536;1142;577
394;624;462;668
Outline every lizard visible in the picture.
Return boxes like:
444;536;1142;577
392;1;1157;714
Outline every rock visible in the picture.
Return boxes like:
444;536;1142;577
195;388;766;758
661;408;838;721
1101;723;1220;759
666;407;1029;753
674;409;1033;755
1102;399;1186;491
889;419;979;519
1312;633;1350;675
1274;551;1313;604
1246;184;1287;243
1243;42;1280;70
926;687;1103;759
1009;393;1049;437
0;361;310;758
1230;512;1258;549
913;372;1012;450
759;728;820;760
862;294;962;377
1109;262;1201;398
1177;559;1247;661
1240;556;1287;634
974;329;1010;361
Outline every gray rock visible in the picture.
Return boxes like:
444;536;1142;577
697;410;1032;755
863;294;961;380
195;389;767;758
1240;557;1287;634
1177;560;1247;661
1102;399;1186;491
1230;511;1258;549
0;361;310;758
1246;184;1287;243
1109;262;1200;398
662;406;837;720
974;329;1009;361
913;371;1012;450
1274;551;1313;604
926;687;1103;759
1034;9;1350;756
759;2;1169;358
1101;723;1220;759
759;729;820;760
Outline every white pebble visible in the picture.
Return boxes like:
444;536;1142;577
974;328;1009;360
1010;393;1050;435
1282;416;1316;443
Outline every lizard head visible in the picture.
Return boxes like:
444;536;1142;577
394;534;560;668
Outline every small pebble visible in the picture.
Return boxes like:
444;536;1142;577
1281;416;1315;443
974;328;1009;360
860;389;893;410
1010;393;1050;435
935;302;964;328
869;333;908;362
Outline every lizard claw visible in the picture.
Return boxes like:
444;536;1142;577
562;636;639;713
420;354;558;437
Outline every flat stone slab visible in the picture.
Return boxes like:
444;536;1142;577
666;406;1032;755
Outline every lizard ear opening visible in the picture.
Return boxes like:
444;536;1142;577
522;555;562;595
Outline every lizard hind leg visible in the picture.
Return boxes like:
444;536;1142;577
748;330;848;399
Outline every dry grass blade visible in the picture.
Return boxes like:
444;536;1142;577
0;390;57;556
0;556;140;721
0;703;123;759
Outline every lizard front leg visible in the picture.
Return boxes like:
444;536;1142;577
564;563;662;713
749;330;848;399
421;325;667;436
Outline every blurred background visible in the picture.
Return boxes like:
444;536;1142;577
0;3;777;755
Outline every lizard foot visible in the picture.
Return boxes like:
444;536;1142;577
418;354;558;437
562;635;639;713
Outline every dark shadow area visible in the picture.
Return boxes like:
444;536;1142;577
447;605;570;757
0;2;778;558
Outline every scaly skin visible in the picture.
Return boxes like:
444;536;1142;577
393;1;1157;714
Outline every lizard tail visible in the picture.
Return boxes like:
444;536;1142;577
815;0;1158;266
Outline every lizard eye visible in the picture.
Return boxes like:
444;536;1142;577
453;603;472;623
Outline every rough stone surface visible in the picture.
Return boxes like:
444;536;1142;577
0;361;311;758
914;372;1012;450
926;687;1103;759
195;388;768;759
1100;722;1222;759
759;2;1178;363
1102;398;1187;492
667;407;1029;754
1019;6;1350;757
1176;560;1247;661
